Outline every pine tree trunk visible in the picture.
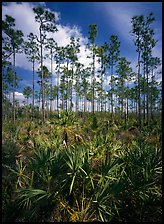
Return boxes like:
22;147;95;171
76;88;79;113
150;69;153;119
126;97;128;123
32;60;35;120
65;61;69;111
50;49;53;114
2;68;4;122
13;50;16;124
40;29;45;123
105;100;106;113
57;65;60;112
146;65;149;124
92;47;95;114
70;66;73;111
101;68;103;118
84;96;86;113
111;64;114;122
143;62;145;123
137;50;141;128
121;78;124;119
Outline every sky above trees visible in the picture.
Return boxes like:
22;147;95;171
2;2;162;105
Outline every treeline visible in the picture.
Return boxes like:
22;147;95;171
2;6;161;126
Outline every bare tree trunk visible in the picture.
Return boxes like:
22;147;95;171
65;61;68;111
40;28;45;123
111;65;114;122
150;69;153;119
92;49;95;114
50;49;53;114
13;50;16;124
32;60;35;120
121;79;124;119
105;100;106;113
137;50;141;128
143;62;146;123
146;66;149;124
57;66;60;112
76;89;79;113
70;66;73;111
125;97;128;124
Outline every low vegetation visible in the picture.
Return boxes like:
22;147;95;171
2;111;162;222
2;4;162;222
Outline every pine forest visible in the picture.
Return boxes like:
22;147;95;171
2;4;162;222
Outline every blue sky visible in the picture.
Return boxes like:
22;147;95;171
2;2;162;107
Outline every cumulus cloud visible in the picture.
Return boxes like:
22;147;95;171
3;1;161;108
2;2;59;70
2;2;96;76
3;2;40;37
8;91;26;105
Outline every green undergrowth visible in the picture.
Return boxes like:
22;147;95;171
2;113;162;222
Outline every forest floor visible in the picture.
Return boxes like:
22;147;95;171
2;111;162;222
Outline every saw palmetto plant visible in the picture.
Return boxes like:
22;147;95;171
2;116;162;222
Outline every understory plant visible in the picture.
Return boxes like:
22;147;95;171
2;115;162;222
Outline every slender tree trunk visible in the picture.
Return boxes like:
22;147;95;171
133;100;135;115
46;99;49;119
57;65;60;112
126;97;128;124
26;97;28;120
146;65;149;124
62;89;64;110
92;47;95;114
150;69;153;119
143;62;146;122
105;100;106;113
82;96;84;112
111;63;114;122
137;50;141;128
13;50;16;124
32;60;35;120
2;67;5;121
38;93;41;111
50;49;53;114
121;79;124;119
65;61;69;111
70;65;73;111
75;86;79;113
96;100;98;112
100;66;103;118
40;29;45;123
108;98;110;113
121;98;124;119
75;93;78;112
84;96;86;113
135;100;138;117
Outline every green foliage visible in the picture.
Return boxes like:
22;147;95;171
91;114;98;129
2;140;19;165
2;6;162;222
2;112;162;222
53;110;77;126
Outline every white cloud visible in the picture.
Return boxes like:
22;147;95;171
2;2;94;75
155;64;162;83
3;1;161;108
2;2;63;70
3;2;39;37
78;46;91;68
8;91;26;105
